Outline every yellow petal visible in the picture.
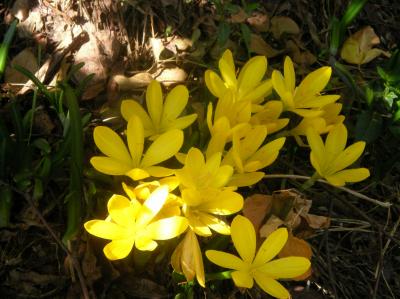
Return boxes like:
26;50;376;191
253;227;288;266
293;108;323;117
272;70;288;101
241;79;273;102
125;168;150;181
181;188;203;206
182;229;205;287
331;141;366;173
253;271;290;299
120;100;153;131
326;168;370;186
231;215;256;263
239;126;268;161
162;85;189;123
107;194;135;227
284;56;295;92
93;126;132;163
167;114;198;131
310;152;323;176
300;95;340;108
219;52;237;88
103;239;134;260
90;157;132;175
249;137;286;169
137;186;169;227
238;56;267;96
186;210;212;237
146;80;163;127
145;166;175;177
231;271;254;288
198;190;243;215
205;70;227;98
297;66;332;98
127;116;144;166
135;235;158;251
258;257;311;279
146;216;188;240
325;123;347;157
141;129;183;167
198;213;231;235
206;250;246;271
227;172;265;187
306;128;325;163
84;220;127;240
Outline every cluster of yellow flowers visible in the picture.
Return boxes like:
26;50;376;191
84;50;370;299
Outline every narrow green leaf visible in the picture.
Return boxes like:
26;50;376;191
0;19;18;79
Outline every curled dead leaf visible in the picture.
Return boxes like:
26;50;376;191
155;67;187;86
340;26;390;65
243;194;273;232
270;16;300;39
113;72;153;90
250;34;282;57
247;12;269;32
259;215;284;238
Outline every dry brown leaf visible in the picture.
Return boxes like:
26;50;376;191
230;8;248;23
270;16;300;39
5;48;39;91
304;214;331;229
278;234;312;280
113;72;153;90
285;40;317;72
340;26;390;65
250;34;282;57
243;194;273;232
259;215;284;238
155;67;187;86
247;12;269;32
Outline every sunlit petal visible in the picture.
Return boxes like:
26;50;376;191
167;114;198;130
107;194;135;227
231;215;256;263
284;56;295;92
238;56;267;96
331;141;366;173
135;235;158;251
253;227;288;266
206;250;246;271
326;168;370;186
231;271;254;288
241;79;273;102
306;128;325;163
257;257;311;278
127;116;144;166
90;157;132;175
137;186;169;227
84;220;127;240
325;123;347;157
198;190;243;215
146;216;188;240
227;172;265;187
253;271;290;299
162;85;189;122
141;129;183;167
146;166;175;177
103;239;134;260
120;100;153;131
199;213;231;235
297;66;332;98
93;126;132;163
219;54;237;88
146;80;163;127
205;70;227;98
293;108;323;117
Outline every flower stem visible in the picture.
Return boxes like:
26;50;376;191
299;172;320;191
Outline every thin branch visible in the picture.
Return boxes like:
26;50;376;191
263;174;391;208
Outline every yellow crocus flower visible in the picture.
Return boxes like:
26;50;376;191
222;126;286;187
206;215;310;299
272;56;340;117
250;101;290;134
121;80;197;139
175;148;243;236
84;186;188;260
306;123;370;186
205;49;272;103
90;115;183;181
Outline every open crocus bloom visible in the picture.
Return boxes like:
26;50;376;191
90;115;183;181
175;148;243;236
306;123;370;186
205;49;272;103
250;101;289;134
222;126;286;187
84;186;188;260
206;215;310;299
121;80;197;139
272;56;340;117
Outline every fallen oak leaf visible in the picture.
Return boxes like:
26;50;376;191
340;26;390;65
243;194;273;232
250;34;282;57
270;16;300;39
